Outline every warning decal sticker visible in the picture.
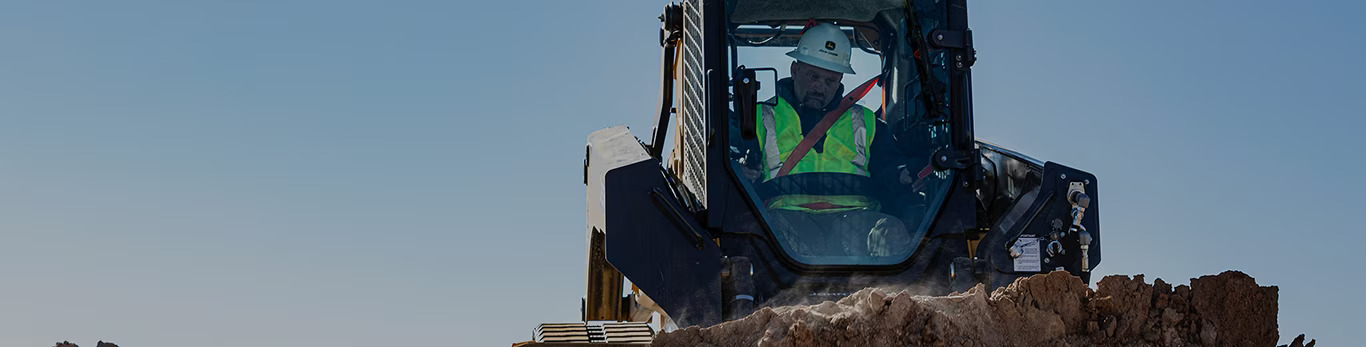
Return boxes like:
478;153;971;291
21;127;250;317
1013;237;1042;272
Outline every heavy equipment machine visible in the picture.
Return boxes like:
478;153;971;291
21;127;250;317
522;0;1101;344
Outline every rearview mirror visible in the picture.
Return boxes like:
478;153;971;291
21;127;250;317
734;67;759;140
733;66;776;140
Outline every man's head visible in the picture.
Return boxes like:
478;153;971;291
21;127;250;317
785;22;855;108
791;61;843;108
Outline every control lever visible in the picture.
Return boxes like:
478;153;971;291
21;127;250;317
1067;182;1093;272
1077;227;1093;273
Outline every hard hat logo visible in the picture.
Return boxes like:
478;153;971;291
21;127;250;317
786;23;856;74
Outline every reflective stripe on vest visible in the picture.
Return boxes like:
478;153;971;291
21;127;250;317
761;104;783;179
851;107;869;174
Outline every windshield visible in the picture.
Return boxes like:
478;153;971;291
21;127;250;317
726;2;954;266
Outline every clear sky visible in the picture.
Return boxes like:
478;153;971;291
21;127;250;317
1;1;1362;346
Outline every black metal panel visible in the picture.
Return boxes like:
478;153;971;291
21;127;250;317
978;161;1101;287
586;126;723;327
603;162;723;327
702;0;731;228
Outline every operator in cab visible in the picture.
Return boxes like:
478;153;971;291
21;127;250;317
745;22;921;258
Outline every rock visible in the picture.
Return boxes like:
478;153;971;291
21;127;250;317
1191;271;1279;347
1284;334;1316;347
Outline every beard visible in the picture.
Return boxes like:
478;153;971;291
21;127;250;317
800;93;828;109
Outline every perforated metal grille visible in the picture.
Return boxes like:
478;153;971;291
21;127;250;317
679;0;708;207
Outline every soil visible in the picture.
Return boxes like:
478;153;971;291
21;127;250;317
652;271;1310;347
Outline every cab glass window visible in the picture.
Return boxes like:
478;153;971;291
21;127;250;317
725;3;955;266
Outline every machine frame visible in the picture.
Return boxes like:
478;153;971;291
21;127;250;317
575;0;1102;331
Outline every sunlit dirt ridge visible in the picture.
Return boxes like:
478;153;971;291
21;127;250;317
654;271;1314;347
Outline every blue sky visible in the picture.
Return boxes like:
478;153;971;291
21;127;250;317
1;1;1362;346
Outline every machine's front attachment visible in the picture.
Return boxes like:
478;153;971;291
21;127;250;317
586;126;723;328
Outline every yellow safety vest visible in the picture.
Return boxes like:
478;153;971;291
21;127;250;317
756;97;878;212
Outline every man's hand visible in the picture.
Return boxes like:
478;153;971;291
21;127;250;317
899;165;927;192
735;148;763;182
898;165;914;185
742;166;762;182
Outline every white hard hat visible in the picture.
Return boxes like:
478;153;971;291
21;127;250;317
786;23;856;74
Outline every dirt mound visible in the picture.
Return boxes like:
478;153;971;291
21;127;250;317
653;271;1308;347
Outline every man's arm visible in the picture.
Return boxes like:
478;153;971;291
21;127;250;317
869;118;908;185
868;116;933;203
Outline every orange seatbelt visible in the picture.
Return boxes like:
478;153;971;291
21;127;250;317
774;76;880;178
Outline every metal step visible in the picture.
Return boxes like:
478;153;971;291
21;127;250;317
601;322;654;344
531;322;654;344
